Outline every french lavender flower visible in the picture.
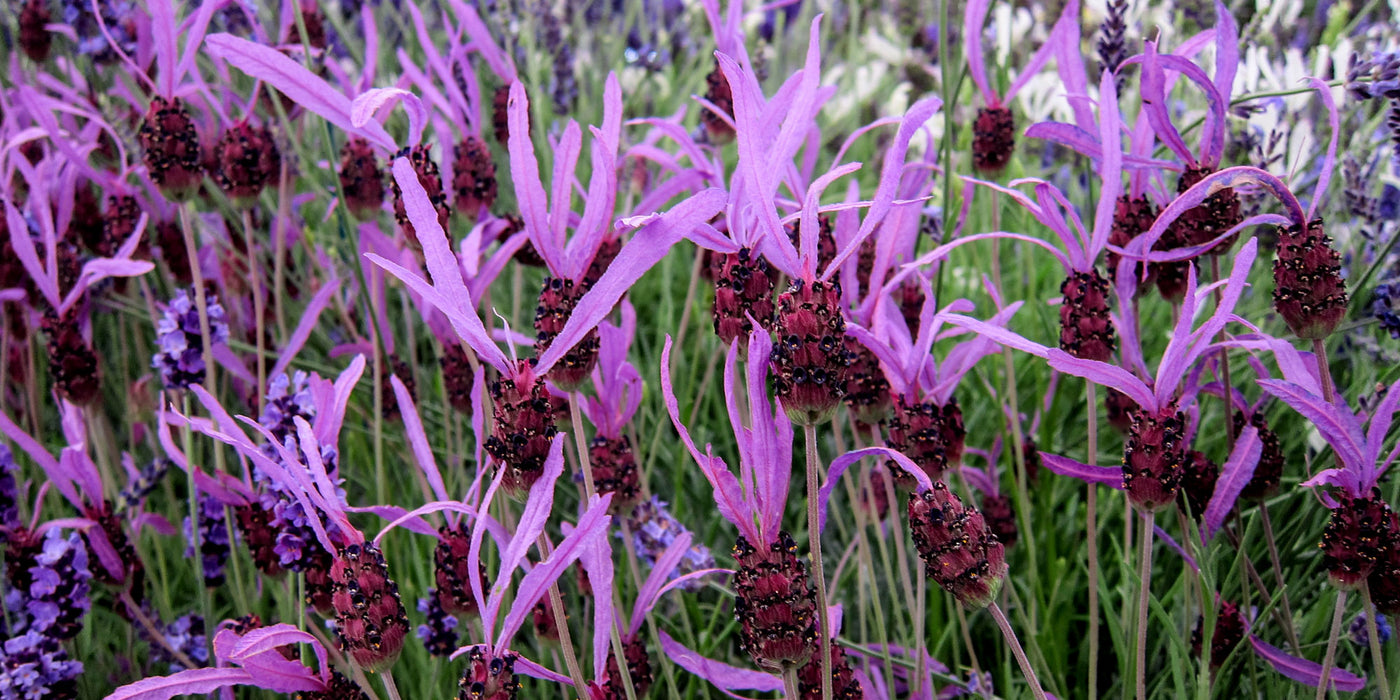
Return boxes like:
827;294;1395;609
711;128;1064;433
416;593;459;657
117;458;171;514
18;0;51;62
624;497;716;590
183;492;231;588
260;371;317;442
153;288;230;390
1350;613;1392;646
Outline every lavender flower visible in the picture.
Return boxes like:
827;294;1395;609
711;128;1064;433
149;614;209;673
152;289;230;390
1350;614;1392;646
623;496;715;591
260;371;317;442
116;459;171;514
416;593;459;657
1372;282;1400;338
61;0;136;61
0;629;83;699
10;529;92;642
0;446;18;537
183;493;231;587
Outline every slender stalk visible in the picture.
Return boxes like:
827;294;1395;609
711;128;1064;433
783;668;801;700
1312;339;1337;403
1316;590;1349;700
1086;382;1101;699
672;249;705;359
538;534;591;698
273;158;291;340
1210;257;1234;458
571;397;598;498
1363;581;1393;700
803;424;832;700
1136;511;1156;700
953;603;984;693
1258;505;1302;654
123;591;197;669
177;205;216;397
988;602;1049;700
380;671;403;700
879;426;918;643
243;211;266;407
179;394;213;661
914;569;927;699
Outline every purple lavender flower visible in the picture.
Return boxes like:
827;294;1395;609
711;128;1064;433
0;628;83;698
150;614;209;673
416;593;459;657
259;371;317;444
623;496;716;591
1371;283;1400;338
152;288;230;390
1350;613;1392;646
0;446;18;537
183;493;231;587
117;459;171;514
61;0;136;61
11;529;93;642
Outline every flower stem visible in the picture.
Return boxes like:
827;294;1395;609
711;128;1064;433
1316;589;1349;700
380;671;403;700
1085;382;1101;698
571;395;598;499
243;211;266;406
177;204;216;398
804;423;832;700
1312;338;1337;403
1259;504;1303;654
914;567;927;699
783;668;800;699
538;533;591;698
1136;511;1156;700
989;601;1049;700
1363;581;1392;700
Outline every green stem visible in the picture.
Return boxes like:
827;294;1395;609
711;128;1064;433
1086;383;1101;699
1136;511;1155;700
1316;590;1348;700
989;601;1049;700
1363;582;1392;700
804;424;832;700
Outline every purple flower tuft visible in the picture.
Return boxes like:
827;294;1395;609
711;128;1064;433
153;289;230;390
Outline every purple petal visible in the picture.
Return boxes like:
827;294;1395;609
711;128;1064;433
149;0;177;96
630;531;694;637
204;34;396;151
105;668;291;700
1003;0;1077;103
578;519;616;681
1305;77;1340;220
391;374;449;503
5;199;57;307
963;0;995;103
658;631;785;695
351;88;427;146
1202;426;1262;541
1249;635;1366;691
271;279;339;379
514;654;575;685
1259;380;1366;484
173;0;218;93
535;188;725;375
1090;69;1123;257
1139;42;1196;165
315;354;367;446
1040;453;1124;487
1129;166;1305;262
496;493;613;649
1046;349;1157;411
496;435;567;587
449;1;516;80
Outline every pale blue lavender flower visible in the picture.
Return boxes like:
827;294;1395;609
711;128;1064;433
1372;283;1400;338
416;593;458;657
623;496;714;591
153;288;230;390
183;492;231;587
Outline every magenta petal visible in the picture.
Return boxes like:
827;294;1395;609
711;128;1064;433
148;0;177;96
391;374;449;502
963;0;995;103
658;631;785;695
630;531;694;637
1305;77;1340;220
495;493;613;649
496;435;567;588
1046;349;1157;411
1249;635;1366;691
1202;426;1261;541
105;668;289;700
578;523;616;681
534;188;724;375
270;279;339;379
1139;41;1195;165
1040;453;1124;487
1258;379;1366;481
204;33;396;151
351;88;427;146
513;654;576;685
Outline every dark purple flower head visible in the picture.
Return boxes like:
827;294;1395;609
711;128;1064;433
153;288;230;390
183;492;231;587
